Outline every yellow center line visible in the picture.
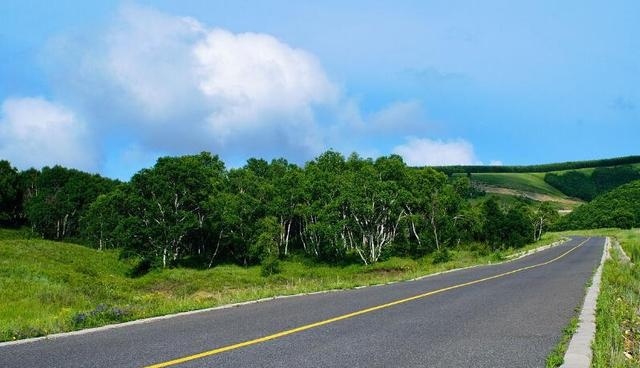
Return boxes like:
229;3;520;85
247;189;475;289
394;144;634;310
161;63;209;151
145;237;593;368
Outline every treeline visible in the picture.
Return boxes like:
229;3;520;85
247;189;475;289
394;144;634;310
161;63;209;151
555;180;640;230
544;165;640;201
0;153;558;269
434;155;640;175
0;161;118;237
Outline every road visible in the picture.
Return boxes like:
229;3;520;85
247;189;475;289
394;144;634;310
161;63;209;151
0;236;604;368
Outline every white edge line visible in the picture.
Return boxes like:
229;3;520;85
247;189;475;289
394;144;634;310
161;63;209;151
0;237;572;348
560;236;611;368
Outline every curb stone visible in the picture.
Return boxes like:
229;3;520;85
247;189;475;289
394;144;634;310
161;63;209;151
560;237;611;368
613;239;632;264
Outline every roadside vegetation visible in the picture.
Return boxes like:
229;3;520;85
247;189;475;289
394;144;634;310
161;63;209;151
0;228;563;341
591;229;639;368
0;152;555;270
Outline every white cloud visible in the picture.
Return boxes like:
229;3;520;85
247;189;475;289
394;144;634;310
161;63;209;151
0;97;97;171
49;4;338;161
392;137;478;166
369;100;424;132
195;29;337;141
489;160;503;166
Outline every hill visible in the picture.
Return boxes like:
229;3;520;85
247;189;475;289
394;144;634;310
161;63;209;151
439;156;640;208
555;180;640;230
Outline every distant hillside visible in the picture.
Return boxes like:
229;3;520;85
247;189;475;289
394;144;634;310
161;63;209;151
434;155;640;175
435;156;640;205
544;164;640;201
555;180;640;230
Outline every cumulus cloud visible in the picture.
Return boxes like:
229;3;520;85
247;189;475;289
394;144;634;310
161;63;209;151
48;4;337;161
0;97;97;171
392;137;478;166
195;29;337;141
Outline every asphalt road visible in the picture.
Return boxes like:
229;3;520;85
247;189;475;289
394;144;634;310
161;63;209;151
0;236;604;368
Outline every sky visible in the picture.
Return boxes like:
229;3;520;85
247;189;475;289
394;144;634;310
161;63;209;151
0;1;638;180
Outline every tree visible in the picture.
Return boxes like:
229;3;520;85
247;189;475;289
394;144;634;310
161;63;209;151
24;166;116;240
0;161;22;226
298;151;348;261
344;155;407;264
531;202;558;241
88;153;226;267
405;168;456;252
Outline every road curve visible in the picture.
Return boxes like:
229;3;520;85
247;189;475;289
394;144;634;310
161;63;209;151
0;237;604;368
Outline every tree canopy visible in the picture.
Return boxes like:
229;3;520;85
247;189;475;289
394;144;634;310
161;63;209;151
0;152;553;269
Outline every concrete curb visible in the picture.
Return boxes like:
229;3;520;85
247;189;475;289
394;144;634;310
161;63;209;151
505;238;569;260
612;239;632;264
560;237;611;368
0;237;571;348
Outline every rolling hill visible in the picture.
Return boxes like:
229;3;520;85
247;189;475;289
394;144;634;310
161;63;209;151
440;155;640;210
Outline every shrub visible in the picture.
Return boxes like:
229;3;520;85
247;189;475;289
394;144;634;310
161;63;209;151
432;248;452;264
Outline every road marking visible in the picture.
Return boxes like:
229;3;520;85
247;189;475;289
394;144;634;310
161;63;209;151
145;237;592;368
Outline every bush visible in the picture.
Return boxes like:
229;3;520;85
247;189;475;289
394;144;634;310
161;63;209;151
127;258;152;278
432;248;452;264
368;257;418;272
260;256;281;277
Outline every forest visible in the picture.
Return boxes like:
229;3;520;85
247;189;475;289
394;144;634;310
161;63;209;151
555;180;640;230
0;152;559;270
544;165;640;201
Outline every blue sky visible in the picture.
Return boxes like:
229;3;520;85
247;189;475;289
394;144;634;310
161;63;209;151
0;1;638;180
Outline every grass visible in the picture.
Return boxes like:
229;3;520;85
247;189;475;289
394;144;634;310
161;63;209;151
590;230;640;367
546;316;579;367
470;172;567;197
0;229;564;342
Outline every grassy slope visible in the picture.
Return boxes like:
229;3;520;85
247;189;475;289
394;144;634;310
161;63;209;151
0;229;563;342
471;172;566;196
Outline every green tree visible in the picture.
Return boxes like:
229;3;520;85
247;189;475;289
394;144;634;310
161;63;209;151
25;166;116;240
531;202;558;241
103;153;226;267
0;160;22;226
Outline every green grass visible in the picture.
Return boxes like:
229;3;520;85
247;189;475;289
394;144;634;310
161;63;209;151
470;172;567;197
0;229;564;342
546;316;579;367
591;230;640;367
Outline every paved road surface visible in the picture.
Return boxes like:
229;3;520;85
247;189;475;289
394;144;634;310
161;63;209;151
0;237;604;368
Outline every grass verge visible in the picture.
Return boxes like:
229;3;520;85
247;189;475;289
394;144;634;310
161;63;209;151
0;229;564;342
591;230;640;367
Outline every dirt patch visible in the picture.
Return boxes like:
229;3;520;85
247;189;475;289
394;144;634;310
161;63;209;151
481;186;583;206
